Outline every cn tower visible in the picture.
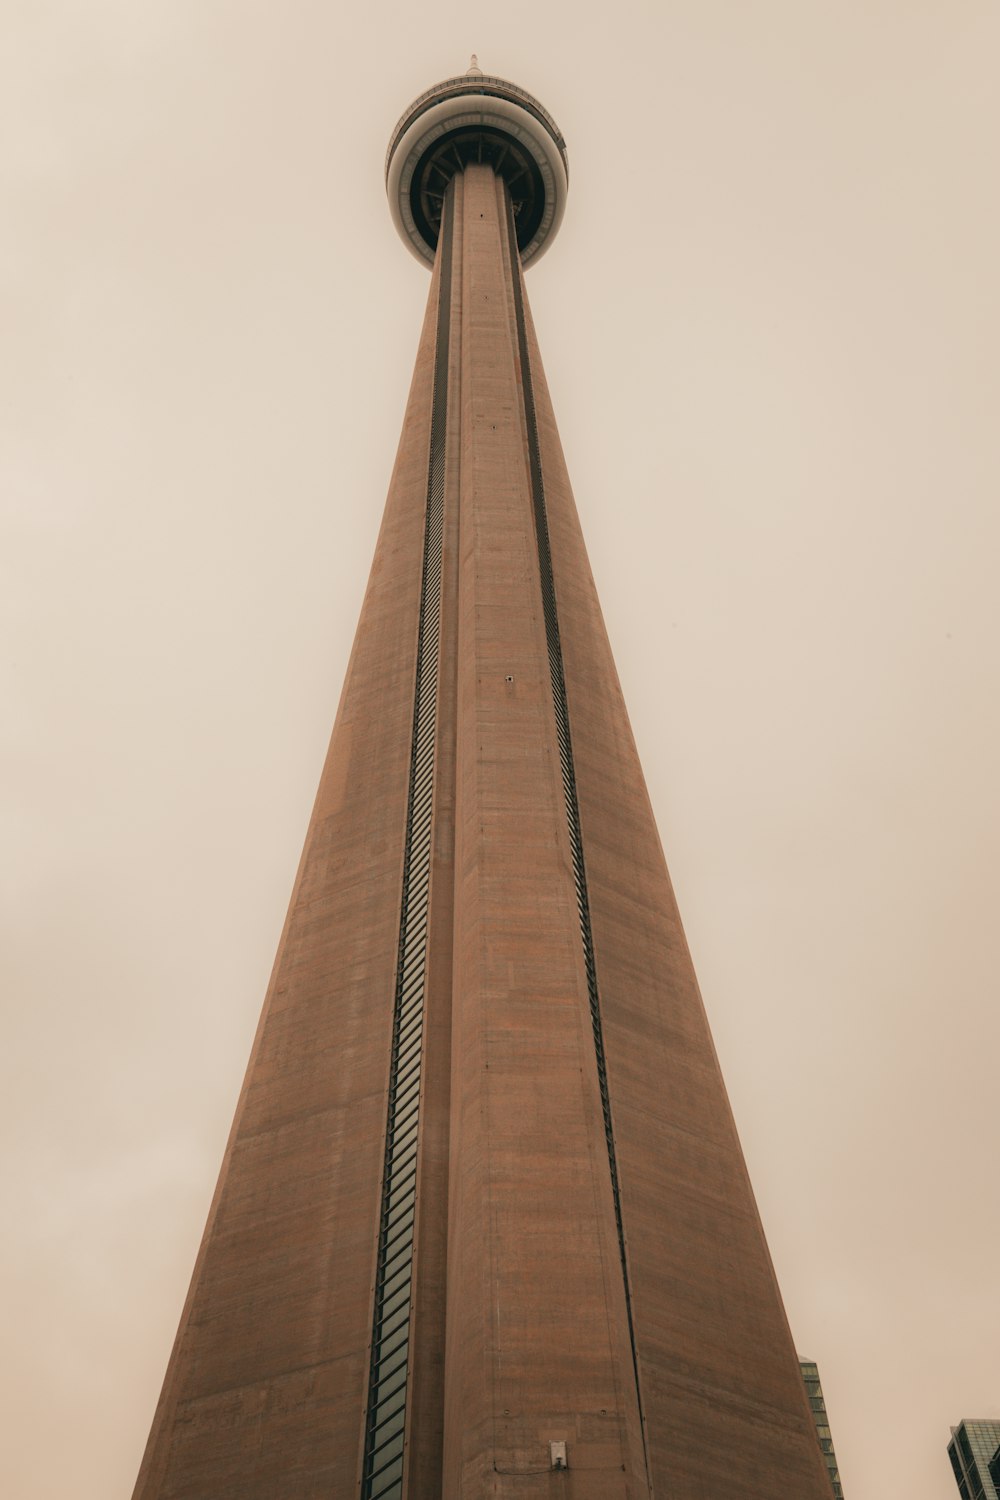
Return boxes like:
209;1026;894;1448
133;63;833;1500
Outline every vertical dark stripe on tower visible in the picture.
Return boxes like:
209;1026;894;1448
505;199;650;1471
360;197;454;1500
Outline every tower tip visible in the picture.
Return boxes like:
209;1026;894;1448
466;54;482;76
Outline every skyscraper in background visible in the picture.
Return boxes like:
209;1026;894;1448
947;1420;1000;1500
132;64;834;1500
800;1358;845;1497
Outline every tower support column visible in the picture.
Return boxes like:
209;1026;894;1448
132;224;448;1500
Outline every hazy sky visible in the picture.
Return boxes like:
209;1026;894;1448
3;4;999;1498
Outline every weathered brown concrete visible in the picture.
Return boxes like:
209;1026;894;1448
516;254;834;1498
442;165;647;1499
132;242;446;1500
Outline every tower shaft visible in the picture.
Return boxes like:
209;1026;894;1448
440;167;645;1497
134;163;832;1500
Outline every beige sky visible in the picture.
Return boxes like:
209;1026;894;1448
3;4;999;1497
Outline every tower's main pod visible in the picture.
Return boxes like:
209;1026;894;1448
134;68;833;1500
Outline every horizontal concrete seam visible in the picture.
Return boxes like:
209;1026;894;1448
176;1351;364;1410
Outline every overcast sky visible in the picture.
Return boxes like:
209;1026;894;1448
3;4;999;1498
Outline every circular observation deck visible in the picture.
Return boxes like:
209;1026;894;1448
386;66;569;269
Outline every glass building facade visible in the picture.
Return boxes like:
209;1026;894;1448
989;1440;1000;1493
800;1359;845;1498
947;1420;1000;1500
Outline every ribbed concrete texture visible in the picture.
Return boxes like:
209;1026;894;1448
134;163;833;1499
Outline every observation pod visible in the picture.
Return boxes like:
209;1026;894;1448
386;62;569;267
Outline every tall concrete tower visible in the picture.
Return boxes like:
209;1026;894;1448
133;66;834;1500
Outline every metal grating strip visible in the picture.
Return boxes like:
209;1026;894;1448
360;187;454;1500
